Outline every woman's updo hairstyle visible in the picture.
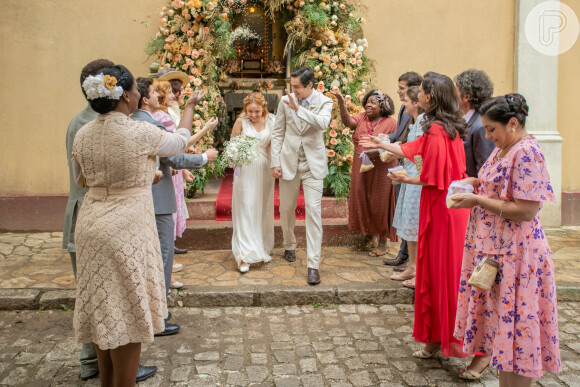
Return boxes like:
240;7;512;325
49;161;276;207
479;93;529;127
88;65;134;114
242;92;268;117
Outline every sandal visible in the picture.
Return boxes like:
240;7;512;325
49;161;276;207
368;246;389;257
402;279;415;289
413;347;440;359
459;365;490;380
390;272;415;281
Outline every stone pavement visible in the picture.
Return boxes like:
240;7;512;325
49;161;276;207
1;303;580;386
0;228;579;309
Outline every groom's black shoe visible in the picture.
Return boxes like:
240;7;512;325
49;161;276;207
307;268;321;285
283;250;296;263
136;365;157;382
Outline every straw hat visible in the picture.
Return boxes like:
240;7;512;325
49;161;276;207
156;68;190;84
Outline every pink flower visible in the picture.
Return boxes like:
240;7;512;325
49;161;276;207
182;64;188;70
204;27;210;34
330;63;337;70
315;40;322;47
187;30;194;36
340;4;346;9
328;149;336;157
165;34;176;42
357;59;363;66
330;138;338;145
342;128;350;135
330;120;337;128
331;55;339;63
350;58;356;65
339;52;347;60
193;78;202;86
228;0;234;5
192;50;200;58
329;129;338;137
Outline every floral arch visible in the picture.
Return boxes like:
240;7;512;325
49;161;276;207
147;0;373;198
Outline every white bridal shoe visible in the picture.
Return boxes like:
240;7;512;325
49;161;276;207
239;263;250;273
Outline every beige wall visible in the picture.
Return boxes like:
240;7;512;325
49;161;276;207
2;0;577;196
0;0;162;195
558;0;580;192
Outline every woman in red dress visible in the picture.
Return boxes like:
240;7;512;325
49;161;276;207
331;89;398;257
360;73;470;358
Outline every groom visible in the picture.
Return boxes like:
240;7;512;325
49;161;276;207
271;66;333;285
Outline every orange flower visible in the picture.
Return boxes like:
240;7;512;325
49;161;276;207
327;149;336;157
330;120;337;128
330;63;337;70
330;138;338;145
329;129;338;137
102;75;117;90
342;128;350;135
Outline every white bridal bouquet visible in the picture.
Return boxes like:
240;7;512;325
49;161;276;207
219;135;259;169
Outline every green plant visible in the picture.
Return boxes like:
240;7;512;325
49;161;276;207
61;304;74;311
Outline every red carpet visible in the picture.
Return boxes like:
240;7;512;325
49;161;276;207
216;169;306;221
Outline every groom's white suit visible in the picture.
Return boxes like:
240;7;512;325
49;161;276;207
270;89;333;272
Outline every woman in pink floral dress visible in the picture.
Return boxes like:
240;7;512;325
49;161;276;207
451;94;560;386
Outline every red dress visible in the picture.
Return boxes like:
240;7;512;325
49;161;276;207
348;113;398;240
401;123;470;357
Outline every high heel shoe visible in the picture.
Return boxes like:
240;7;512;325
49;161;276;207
412;347;440;359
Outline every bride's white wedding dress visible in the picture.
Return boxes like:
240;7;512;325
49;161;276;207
232;114;275;269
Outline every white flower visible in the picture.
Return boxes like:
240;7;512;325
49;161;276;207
357;46;364;52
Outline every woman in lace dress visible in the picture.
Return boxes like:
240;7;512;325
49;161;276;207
71;64;195;385
231;93;275;273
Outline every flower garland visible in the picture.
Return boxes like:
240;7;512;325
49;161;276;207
147;0;373;198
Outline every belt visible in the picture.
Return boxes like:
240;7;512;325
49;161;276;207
89;186;150;197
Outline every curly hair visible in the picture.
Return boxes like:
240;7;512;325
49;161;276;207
479;93;529;127
420;73;467;140
362;89;394;117
242;92;268;117
454;69;494;110
153;79;173;108
88;65;134;114
80;59;114;97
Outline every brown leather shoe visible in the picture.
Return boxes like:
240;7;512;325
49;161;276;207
307;268;321;285
383;255;408;266
283;250;296;262
393;262;408;272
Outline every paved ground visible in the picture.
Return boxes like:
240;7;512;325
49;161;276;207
1;228;579;290
1;303;580;386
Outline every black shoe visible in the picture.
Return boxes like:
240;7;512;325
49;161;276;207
154;322;180;337
174;247;188;254
80;370;99;381
307;268;321;285
136;365;157;382
283;250;296;262
383;255;408;266
166;311;172;321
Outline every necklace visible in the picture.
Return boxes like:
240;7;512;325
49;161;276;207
366;116;384;135
497;132;529;158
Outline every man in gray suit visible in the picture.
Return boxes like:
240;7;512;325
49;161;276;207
132;77;218;335
384;72;422;271
454;69;495;178
63;60;157;382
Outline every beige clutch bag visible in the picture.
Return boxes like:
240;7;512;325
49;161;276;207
468;256;499;290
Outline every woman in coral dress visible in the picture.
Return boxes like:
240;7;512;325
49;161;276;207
360;73;470;358
452;94;561;385
331;89;398;256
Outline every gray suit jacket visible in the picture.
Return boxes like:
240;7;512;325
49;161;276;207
389;104;411;143
464;111;495;178
131;109;205;215
63;105;98;252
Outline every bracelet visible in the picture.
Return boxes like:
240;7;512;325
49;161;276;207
498;201;506;218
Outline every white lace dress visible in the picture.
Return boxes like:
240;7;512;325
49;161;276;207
231;114;275;268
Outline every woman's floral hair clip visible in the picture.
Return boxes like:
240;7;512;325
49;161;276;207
375;90;391;111
82;74;124;100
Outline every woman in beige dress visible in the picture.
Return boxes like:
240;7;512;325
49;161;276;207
71;64;197;385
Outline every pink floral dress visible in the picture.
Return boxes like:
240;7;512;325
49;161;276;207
152;110;187;239
454;136;561;378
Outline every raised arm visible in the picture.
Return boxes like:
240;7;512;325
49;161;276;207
295;98;333;133
329;90;356;130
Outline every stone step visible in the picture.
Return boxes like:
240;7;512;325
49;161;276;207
180;218;355;250
185;194;348;221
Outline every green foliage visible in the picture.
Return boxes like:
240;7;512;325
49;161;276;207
61;304;74;311
145;36;165;56
303;4;329;27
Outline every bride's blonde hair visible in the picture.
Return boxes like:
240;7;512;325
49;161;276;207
242;92;268;117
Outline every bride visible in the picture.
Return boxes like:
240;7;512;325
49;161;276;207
231;93;275;273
